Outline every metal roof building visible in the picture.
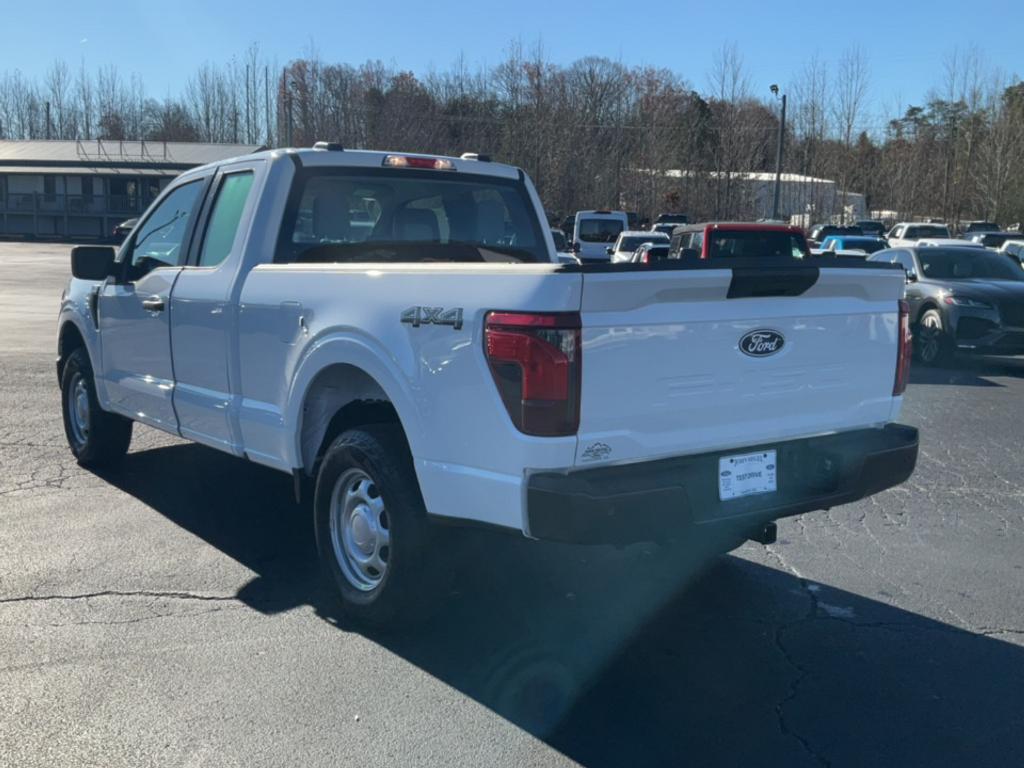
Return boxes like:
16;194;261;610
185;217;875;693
0;140;262;240
653;169;868;225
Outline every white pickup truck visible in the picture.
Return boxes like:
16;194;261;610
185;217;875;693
57;145;918;624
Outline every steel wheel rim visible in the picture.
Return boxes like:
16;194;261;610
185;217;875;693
329;468;390;591
918;315;942;363
68;373;90;448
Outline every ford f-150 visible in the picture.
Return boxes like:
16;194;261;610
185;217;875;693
57;144;919;624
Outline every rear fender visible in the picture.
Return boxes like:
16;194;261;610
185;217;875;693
284;333;423;473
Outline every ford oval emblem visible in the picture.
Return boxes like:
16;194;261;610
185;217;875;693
739;329;785;357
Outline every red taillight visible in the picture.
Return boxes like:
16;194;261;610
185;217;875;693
894;299;912;395
640;250;650;264
484;311;581;436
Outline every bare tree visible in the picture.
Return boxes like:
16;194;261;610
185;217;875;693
831;46;870;222
2;43;1023;228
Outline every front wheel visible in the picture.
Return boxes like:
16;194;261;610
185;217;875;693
313;424;445;626
914;309;952;366
61;348;133;467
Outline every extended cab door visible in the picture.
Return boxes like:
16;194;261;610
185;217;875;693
169;161;261;454
97;178;208;431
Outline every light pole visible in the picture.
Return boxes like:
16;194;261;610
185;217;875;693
770;84;787;222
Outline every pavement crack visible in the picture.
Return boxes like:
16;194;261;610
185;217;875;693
976;626;1024;637
0;589;239;606
766;555;832;767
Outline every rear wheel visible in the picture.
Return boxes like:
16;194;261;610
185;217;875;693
60;348;133;467
915;309;951;366
313;424;445;626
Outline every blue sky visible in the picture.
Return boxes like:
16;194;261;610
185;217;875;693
5;0;1022;121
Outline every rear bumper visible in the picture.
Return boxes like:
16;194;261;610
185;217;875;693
526;424;918;545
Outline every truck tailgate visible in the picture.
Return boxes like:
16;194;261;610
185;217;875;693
575;266;904;466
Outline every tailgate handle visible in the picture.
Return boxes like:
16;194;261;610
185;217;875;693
727;267;819;299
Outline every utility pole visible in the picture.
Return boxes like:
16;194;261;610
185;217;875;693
286;91;293;147
45;102;52;140
770;85;787;222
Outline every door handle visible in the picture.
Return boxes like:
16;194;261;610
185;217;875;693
142;295;166;312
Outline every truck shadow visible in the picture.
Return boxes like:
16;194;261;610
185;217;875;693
910;355;1024;387
97;443;1024;767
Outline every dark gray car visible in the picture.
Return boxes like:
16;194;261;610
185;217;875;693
869;246;1024;365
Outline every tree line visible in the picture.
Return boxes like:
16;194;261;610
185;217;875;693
1;42;1022;228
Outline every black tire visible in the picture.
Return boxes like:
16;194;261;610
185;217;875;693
313;424;445;627
60;348;133;467
914;309;952;366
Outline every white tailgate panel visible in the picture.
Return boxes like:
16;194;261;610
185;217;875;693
576;268;903;466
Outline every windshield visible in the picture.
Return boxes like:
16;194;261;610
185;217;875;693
919;248;1024;280
708;230;809;259
280;170;546;263
577;218;624;243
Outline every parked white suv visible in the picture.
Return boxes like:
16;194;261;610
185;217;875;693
607;230;669;263
56;145;919;624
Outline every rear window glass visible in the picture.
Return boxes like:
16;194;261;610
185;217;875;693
980;233;1011;247
708;230;808;259
919;249;1024;280
618;235;662;252
906;225;950;239
279;169;546;263
843;238;887;254
577;219;624;243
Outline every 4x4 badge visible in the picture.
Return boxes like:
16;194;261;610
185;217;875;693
401;306;464;330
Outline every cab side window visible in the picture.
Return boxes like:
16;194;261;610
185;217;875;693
198;172;255;268
127;180;203;281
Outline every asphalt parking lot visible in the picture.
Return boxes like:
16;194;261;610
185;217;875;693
1;242;1022;767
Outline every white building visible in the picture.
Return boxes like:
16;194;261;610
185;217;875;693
653;169;867;225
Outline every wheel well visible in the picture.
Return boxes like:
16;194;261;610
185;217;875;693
299;364;404;476
915;301;939;326
57;322;86;380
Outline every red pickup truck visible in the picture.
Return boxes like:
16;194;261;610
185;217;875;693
667;222;811;260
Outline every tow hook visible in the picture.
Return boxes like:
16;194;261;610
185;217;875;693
751;521;777;545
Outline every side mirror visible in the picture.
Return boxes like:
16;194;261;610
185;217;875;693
605;246;614;255
71;246;116;281
906;270;918;283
